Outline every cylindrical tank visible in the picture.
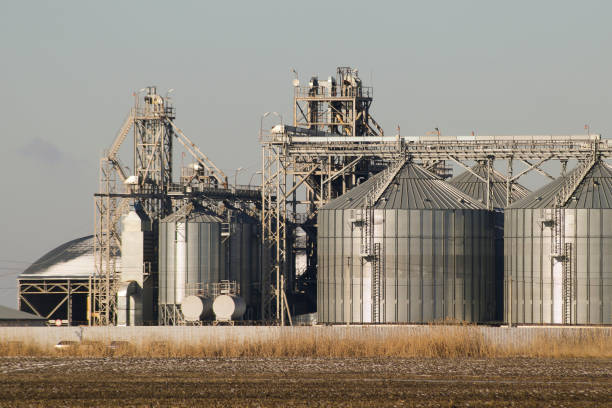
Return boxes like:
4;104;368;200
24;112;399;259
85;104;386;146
158;209;223;323
225;212;261;320
318;162;496;324
505;160;612;325
449;163;530;321
181;295;214;321
213;294;246;321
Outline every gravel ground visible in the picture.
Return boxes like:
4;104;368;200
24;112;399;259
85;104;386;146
0;357;610;407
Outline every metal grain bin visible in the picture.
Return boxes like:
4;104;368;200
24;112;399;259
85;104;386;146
158;208;223;324
505;159;612;325
225;212;261;320
318;161;496;324
449;163;530;321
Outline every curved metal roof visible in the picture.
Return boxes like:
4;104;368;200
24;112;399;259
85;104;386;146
323;162;487;210
19;235;117;279
509;160;612;209
449;163;530;209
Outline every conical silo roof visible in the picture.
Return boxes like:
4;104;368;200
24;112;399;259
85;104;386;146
323;161;487;210
508;159;612;209
161;205;223;223
449;163;530;209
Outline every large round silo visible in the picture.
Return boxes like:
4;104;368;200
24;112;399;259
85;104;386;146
449;163;530;321
225;211;261;320
318;161;496;324
158;208;223;324
505;159;612;325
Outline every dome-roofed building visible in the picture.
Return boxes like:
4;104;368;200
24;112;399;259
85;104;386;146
18;235;119;325
505;158;612;325
449;163;531;321
318;160;496;324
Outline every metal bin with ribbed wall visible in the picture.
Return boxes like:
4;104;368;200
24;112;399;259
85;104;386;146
158;208;224;324
504;159;612;325
317;161;496;324
449;163;530;321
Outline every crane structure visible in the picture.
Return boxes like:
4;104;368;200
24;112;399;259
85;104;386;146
261;66;612;323
90;87;258;326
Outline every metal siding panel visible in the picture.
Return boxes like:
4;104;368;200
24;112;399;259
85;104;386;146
422;212;434;321
409;234;422;322
433;211;445;320
588;213;601;323
463;211;473;321
602;235;612;325
576;236;589;324
398;232;408;322
532;209;543;323
523;209;534;323
335;233;343;323
385;212;397;322
454;211;465;320
541;216;552;324
352;219;362;322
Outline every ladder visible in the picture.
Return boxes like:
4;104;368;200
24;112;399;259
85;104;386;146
552;207;564;258
372;242;382;323
562;242;573;324
360;202;373;258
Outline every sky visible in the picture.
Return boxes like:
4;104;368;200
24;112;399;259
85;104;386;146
0;0;611;307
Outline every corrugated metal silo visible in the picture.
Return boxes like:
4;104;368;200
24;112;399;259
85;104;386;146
449;163;530;321
318;161;496;324
225;212;261;320
505;159;612;325
158;207;223;324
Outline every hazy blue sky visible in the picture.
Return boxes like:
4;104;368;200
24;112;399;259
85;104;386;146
1;1;611;307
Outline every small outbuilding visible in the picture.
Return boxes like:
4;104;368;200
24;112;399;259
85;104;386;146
0;305;47;326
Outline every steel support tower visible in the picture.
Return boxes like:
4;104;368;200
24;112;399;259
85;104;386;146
262;68;387;322
91;87;241;326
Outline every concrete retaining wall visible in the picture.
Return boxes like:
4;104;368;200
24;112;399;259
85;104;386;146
1;326;611;348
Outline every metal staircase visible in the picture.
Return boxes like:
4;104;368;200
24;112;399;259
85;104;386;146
108;111;135;161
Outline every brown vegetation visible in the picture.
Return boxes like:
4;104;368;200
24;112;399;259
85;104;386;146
1;327;611;359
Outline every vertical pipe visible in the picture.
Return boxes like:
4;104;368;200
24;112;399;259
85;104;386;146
67;280;72;326
506;158;513;207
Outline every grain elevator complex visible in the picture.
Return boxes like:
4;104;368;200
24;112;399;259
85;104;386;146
17;68;612;326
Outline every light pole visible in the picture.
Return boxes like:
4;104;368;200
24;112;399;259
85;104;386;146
234;167;244;187
260;111;283;140
248;170;262;189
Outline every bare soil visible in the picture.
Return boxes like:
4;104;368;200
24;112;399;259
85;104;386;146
0;357;610;407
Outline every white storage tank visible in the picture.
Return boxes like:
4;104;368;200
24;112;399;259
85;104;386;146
180;295;214;322
213;294;246;321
